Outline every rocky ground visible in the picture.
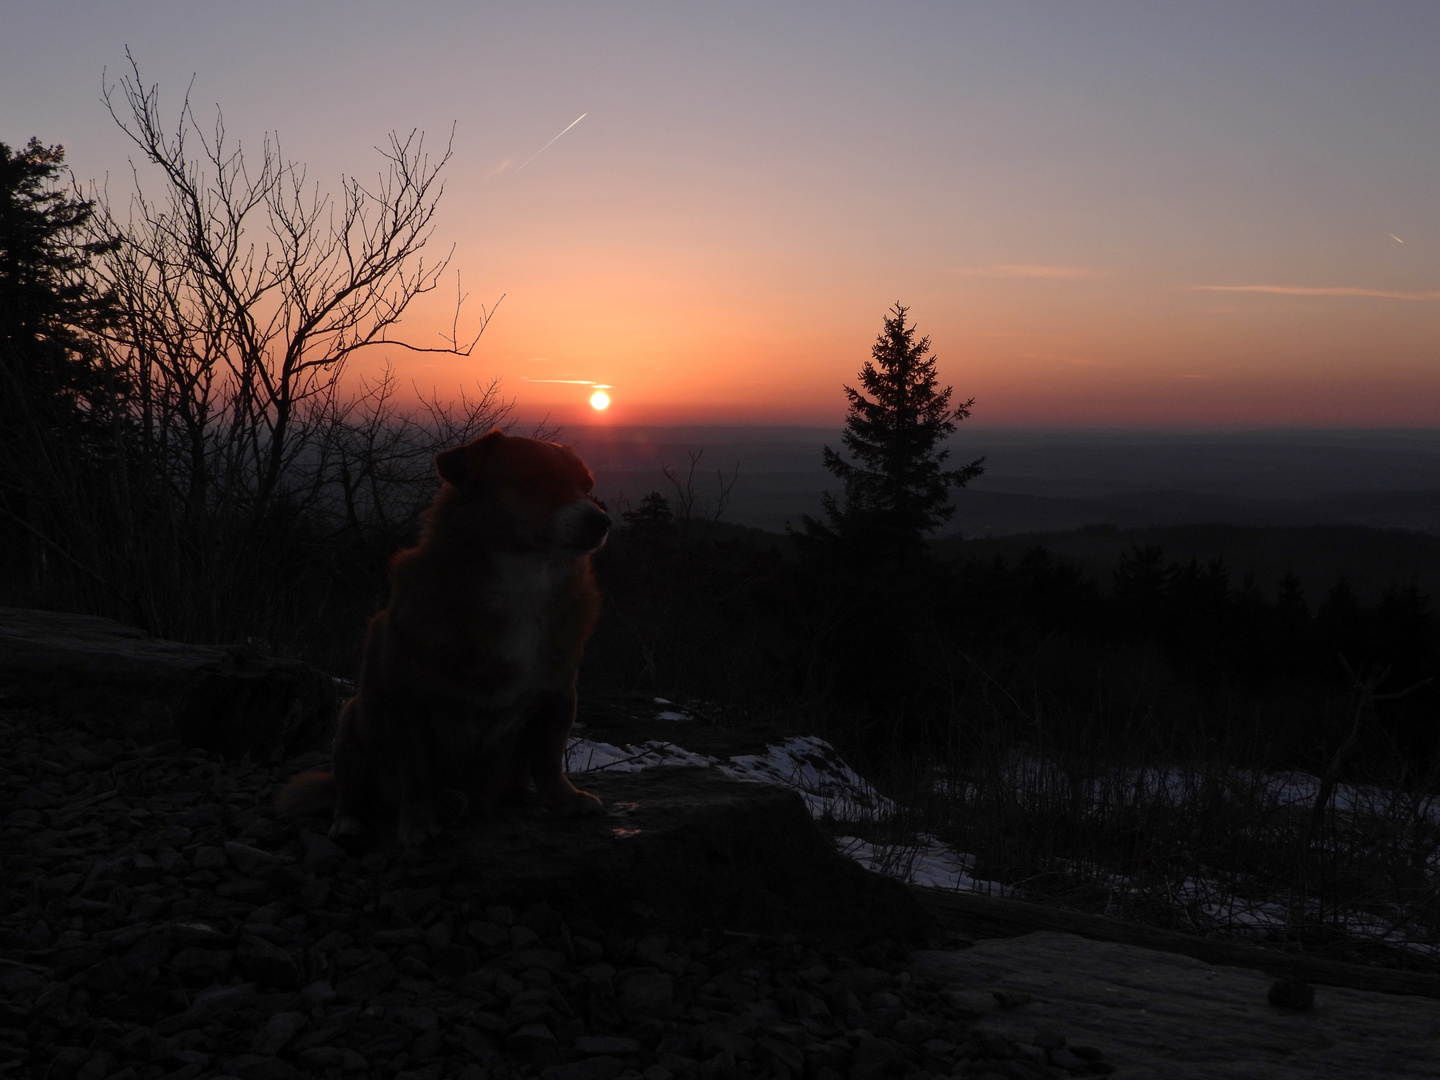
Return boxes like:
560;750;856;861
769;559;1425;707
0;704;1118;1080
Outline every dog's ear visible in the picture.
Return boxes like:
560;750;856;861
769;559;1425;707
436;429;506;487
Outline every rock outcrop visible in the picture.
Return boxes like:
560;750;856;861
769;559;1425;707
0;607;337;761
912;932;1440;1079
350;766;940;946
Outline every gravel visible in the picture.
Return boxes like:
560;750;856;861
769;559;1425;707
0;704;1116;1079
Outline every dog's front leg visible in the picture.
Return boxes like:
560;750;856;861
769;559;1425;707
525;688;603;816
329;696;373;848
395;708;445;847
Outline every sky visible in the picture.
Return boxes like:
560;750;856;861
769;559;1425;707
4;2;1439;428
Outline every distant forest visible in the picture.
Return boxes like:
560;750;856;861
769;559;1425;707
587;511;1440;785
939;522;1440;605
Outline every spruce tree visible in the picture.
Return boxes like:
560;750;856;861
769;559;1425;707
0;138;118;431
0;138;124;610
800;303;984;557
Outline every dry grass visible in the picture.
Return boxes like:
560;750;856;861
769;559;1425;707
846;702;1440;971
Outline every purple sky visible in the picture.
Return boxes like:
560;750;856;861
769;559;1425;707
5;2;1438;426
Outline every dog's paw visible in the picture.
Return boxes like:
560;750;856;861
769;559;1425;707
397;812;444;849
437;787;470;825
329;814;370;853
544;786;605;818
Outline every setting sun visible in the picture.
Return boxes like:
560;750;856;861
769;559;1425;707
589;390;611;411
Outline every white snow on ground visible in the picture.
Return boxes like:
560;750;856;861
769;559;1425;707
565;729;1000;891
652;697;697;722
1112;873;1440;959
567;725;1438;953
836;833;1008;894
967;756;1440;830
722;736;895;820
956;753;1440;956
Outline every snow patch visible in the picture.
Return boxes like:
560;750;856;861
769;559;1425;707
837;834;1007;894
566;731;997;893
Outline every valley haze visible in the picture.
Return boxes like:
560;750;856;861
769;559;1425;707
560;425;1440;537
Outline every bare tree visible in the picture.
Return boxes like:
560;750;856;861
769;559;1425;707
316;364;512;561
92;51;498;505
659;450;739;542
28;54;510;645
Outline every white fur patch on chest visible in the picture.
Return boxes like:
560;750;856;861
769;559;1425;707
488;552;566;677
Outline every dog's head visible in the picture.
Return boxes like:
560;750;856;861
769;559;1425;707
434;430;612;555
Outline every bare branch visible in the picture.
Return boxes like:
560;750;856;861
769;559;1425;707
88;59;500;520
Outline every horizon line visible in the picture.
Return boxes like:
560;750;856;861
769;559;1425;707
522;420;1440;434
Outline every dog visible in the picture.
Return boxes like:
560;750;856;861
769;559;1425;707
278;429;612;847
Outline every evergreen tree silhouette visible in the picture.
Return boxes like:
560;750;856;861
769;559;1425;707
0;138;118;423
799;303;984;559
622;490;675;527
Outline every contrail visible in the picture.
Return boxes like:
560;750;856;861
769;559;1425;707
1391;234;1405;244
513;113;587;174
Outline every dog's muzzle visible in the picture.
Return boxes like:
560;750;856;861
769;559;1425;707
559;500;613;554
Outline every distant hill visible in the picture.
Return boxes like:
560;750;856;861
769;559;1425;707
934;522;1440;605
938;488;1440;538
574;425;1440;537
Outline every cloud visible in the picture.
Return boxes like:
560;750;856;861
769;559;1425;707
521;378;612;389
1192;284;1440;301
952;264;1103;279
483;159;514;181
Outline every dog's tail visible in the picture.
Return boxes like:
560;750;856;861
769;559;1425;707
276;771;337;817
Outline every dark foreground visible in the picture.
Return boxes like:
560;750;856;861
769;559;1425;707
0;705;1115;1080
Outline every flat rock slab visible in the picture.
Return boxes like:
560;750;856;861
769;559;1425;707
0;605;224;684
0;606;336;760
913;931;1440;1079
298;766;940;946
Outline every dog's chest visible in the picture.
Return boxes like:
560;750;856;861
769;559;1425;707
487;554;566;677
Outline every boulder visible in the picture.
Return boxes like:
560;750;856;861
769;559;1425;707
322;766;939;946
912;931;1440;1079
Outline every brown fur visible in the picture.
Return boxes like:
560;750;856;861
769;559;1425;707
278;429;612;847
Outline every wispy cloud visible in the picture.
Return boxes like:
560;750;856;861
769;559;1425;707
483;158;514;181
1192;284;1440;301
952;264;1103;279
522;378;612;388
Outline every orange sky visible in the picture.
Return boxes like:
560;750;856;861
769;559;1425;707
7;3;1439;428
395;254;1440;428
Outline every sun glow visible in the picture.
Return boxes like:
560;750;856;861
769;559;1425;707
589;390;611;410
